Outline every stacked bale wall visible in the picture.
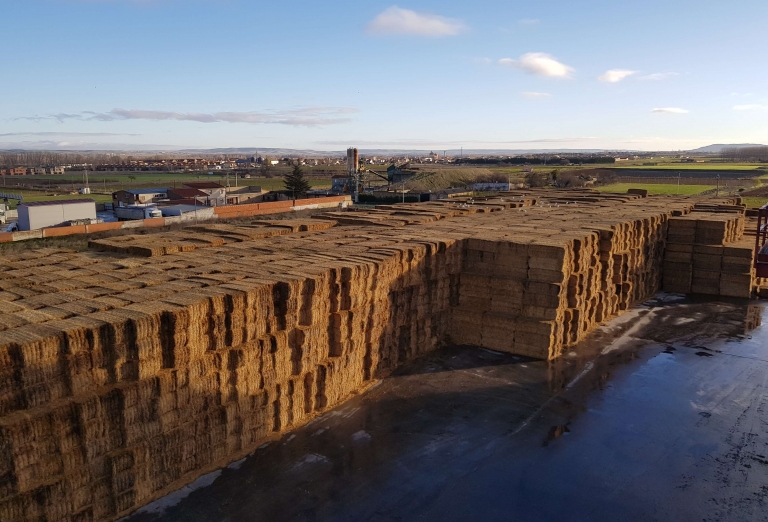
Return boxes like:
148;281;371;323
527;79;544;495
662;211;755;298
450;209;671;359
0;227;464;521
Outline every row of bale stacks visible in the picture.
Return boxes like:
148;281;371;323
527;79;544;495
450;233;585;360
662;208;755;298
88;221;338;257
0;222;465;521
445;194;696;359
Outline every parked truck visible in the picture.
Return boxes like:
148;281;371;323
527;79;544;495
114;205;163;221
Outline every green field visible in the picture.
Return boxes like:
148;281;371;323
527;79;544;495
0;174;333;208
2;168;335;190
742;197;768;209
0;190;112;209
250;178;331;191
596;183;715;195
611;164;765;171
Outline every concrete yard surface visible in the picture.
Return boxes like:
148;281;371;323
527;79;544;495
127;295;768;522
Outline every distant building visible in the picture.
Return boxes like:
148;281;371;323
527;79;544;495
46;167;65;175
167;188;209;205
183;182;227;206
17;199;97;231
387;163;418;183
160;204;215;219
471;182;511;192
112;188;169;207
235;157;257;168
331;175;353;193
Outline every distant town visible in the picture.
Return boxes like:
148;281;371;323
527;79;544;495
0;149;742;176
0;145;765;237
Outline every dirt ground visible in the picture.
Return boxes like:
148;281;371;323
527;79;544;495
126;295;768;522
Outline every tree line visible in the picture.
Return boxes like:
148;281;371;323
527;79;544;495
721;146;768;162
454;156;616;166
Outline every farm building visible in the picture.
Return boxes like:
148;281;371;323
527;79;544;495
112;188;170;207
17;199;97;231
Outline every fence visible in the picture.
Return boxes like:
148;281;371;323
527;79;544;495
613;176;758;187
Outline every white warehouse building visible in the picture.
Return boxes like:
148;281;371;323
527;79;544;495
17;199;97;231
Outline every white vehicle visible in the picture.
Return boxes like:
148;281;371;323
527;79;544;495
114;206;163;221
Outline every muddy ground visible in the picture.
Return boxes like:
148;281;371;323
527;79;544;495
126;295;768;522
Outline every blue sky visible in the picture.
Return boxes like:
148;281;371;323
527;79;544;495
1;0;766;151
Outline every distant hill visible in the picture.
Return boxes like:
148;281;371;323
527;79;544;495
689;144;766;153
178;148;342;157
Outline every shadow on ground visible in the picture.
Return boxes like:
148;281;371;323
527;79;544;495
127;296;768;522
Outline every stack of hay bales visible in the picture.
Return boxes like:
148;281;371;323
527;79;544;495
0;223;464;521
662;210;755;297
0;194;758;521
449;196;683;359
88;223;337;257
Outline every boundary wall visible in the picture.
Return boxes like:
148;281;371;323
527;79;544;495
0;197;350;243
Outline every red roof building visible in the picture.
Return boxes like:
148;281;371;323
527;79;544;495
167;188;208;200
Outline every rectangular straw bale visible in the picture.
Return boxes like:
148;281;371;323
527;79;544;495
665;250;692;263
449;309;484;346
722;256;753;273
693;254;722;272
719;273;753;298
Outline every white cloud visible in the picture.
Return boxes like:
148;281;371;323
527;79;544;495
367;6;466;37
640;72;679;81
518;18;540;25
0;140;177;151
16;107;359;126
316;137;598;146
733;104;768;111
651;108;689;114
598;69;637;83
499;53;574;78
521;92;552;98
0;131;140;137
